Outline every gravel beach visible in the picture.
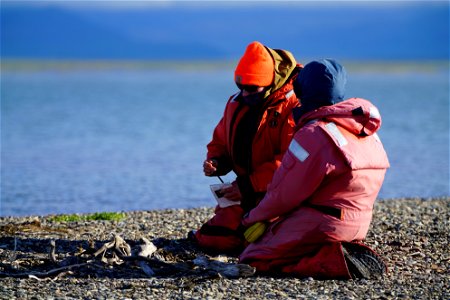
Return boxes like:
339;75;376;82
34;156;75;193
0;197;448;300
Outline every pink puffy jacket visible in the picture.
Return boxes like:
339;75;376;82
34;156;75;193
241;98;390;244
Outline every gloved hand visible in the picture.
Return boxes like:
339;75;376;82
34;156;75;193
241;222;267;243
244;222;267;243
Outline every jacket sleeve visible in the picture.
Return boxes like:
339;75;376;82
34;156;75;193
206;102;233;175
243;128;333;226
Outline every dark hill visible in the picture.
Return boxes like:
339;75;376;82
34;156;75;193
1;2;448;60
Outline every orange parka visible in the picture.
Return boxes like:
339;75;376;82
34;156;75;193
206;47;301;210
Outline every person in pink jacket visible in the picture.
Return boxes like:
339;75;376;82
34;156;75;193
238;59;390;279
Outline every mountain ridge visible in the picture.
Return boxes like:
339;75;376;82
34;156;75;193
1;3;448;60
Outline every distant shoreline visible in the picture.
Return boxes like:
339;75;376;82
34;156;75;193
2;58;449;73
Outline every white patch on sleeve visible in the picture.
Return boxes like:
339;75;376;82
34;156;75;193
289;139;309;162
369;106;380;119
325;122;348;147
373;133;381;143
285;90;295;99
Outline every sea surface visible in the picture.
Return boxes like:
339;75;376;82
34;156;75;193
1;62;449;216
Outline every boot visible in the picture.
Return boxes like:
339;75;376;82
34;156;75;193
342;242;387;279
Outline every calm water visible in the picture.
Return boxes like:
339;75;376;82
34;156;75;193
1;64;449;216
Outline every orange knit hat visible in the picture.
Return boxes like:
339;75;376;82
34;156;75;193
234;41;274;87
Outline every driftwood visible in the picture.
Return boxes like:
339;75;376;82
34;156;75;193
0;234;255;280
193;256;255;278
48;240;57;263
0;262;96;279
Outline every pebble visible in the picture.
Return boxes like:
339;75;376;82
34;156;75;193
0;197;448;299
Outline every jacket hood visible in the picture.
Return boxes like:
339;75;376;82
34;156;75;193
297;98;383;136
293;59;346;122
264;47;297;98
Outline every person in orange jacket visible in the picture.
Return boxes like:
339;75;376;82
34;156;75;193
239;59;390;279
192;41;302;254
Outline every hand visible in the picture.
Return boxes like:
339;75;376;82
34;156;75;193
243;222;267;243
236;222;267;243
221;181;242;201
203;159;218;176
